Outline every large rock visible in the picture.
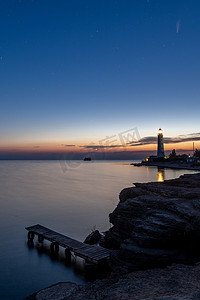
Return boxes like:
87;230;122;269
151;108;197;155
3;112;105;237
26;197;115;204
84;230;101;245
102;173;200;269
25;264;200;300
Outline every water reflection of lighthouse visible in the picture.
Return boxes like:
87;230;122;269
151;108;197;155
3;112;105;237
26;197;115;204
157;168;165;182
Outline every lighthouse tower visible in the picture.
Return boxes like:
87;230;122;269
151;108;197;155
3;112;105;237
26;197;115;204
157;128;165;158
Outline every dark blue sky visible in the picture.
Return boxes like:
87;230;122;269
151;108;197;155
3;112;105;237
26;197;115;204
0;0;200;156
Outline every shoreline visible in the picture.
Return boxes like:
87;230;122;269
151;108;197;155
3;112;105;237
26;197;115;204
25;263;200;300
132;161;200;171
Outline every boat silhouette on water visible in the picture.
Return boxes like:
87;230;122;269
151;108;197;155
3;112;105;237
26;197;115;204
83;157;92;161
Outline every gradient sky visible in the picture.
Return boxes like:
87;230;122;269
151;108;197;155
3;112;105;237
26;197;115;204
0;0;200;159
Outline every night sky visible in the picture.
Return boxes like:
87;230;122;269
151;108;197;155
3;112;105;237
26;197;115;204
0;0;200;159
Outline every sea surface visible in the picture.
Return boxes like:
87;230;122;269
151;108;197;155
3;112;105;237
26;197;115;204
0;160;198;300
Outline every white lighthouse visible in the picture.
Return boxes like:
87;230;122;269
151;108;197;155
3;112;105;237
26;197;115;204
157;128;165;158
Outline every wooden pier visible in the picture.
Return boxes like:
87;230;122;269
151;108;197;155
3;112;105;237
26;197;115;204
25;224;110;265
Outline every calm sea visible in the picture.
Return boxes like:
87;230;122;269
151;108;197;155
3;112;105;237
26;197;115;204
0;160;198;300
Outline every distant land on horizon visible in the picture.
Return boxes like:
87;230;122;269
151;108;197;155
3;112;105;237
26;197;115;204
0;149;194;161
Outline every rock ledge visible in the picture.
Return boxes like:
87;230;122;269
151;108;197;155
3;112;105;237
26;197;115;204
102;173;200;269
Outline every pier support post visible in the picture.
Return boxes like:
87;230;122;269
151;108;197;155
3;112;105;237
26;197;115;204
50;242;59;254
65;247;71;264
27;240;34;248
28;231;34;241
84;260;96;271
38;234;44;243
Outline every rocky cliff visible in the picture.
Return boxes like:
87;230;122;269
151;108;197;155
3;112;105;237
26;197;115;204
26;173;200;300
102;173;200;269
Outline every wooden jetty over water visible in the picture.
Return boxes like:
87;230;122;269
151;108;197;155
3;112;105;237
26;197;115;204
25;224;110;265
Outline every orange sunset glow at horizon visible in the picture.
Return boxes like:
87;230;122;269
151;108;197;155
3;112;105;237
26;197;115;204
0;140;199;154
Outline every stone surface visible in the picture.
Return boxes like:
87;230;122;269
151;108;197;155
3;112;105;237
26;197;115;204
25;283;78;300
84;230;101;245
102;173;200;269
25;264;200;300
36;283;78;300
